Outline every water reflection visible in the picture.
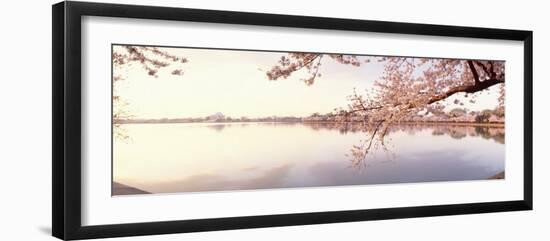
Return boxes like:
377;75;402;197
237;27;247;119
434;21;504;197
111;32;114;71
207;122;504;144
207;124;227;132
203;122;505;145
113;123;505;195
338;123;505;169
149;164;293;193
300;122;505;143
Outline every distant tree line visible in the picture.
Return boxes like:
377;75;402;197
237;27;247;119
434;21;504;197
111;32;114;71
115;106;504;125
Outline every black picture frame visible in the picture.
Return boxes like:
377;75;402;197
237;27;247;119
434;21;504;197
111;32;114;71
52;1;533;240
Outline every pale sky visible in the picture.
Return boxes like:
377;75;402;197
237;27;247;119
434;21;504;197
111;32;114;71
113;46;501;119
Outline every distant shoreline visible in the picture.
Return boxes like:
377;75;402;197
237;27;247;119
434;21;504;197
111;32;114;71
115;120;504;127
395;121;504;128
301;120;504;127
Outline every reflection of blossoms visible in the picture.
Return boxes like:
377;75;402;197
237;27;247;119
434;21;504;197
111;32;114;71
325;123;504;169
268;54;505;163
301;122;504;142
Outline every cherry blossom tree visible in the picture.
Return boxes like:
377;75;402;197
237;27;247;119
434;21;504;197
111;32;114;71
112;45;188;139
266;53;505;167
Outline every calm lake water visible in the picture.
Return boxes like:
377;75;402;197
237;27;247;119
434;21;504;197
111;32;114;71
113;123;504;195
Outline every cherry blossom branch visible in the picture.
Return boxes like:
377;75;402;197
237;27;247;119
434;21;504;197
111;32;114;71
266;53;361;84
265;55;505;167
467;60;481;84
112;45;188;140
113;45;188;77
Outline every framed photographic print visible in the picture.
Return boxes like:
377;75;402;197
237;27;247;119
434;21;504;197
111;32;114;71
52;1;533;240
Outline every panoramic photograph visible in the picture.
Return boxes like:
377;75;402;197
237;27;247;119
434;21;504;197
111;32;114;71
111;44;505;196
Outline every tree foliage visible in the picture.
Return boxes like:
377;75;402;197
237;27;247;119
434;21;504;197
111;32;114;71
112;45;188;139
267;53;505;167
